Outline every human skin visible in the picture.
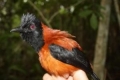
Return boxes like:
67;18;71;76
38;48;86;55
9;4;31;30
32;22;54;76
43;70;89;80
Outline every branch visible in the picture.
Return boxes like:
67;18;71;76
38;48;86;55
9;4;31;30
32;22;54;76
28;1;52;27
48;11;60;23
28;0;84;27
48;0;85;23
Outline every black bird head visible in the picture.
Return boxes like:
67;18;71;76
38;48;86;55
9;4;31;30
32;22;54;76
10;13;44;52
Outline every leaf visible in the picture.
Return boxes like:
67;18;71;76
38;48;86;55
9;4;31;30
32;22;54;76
83;5;92;9
79;10;92;18
12;15;20;28
90;13;98;30
1;8;7;15
59;5;67;14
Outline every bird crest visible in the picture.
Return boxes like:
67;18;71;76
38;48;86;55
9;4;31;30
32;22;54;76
20;13;36;27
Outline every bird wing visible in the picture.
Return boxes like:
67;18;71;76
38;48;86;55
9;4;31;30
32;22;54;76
49;44;93;73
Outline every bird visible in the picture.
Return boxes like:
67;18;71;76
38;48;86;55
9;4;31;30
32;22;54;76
10;13;99;80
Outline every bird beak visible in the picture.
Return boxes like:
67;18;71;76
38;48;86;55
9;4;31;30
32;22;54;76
10;27;23;33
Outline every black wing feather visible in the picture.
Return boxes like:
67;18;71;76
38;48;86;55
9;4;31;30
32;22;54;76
49;44;99;80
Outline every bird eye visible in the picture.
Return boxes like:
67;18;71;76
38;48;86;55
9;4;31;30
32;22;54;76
30;24;35;30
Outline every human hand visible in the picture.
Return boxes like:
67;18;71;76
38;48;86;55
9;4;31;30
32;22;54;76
43;70;89;80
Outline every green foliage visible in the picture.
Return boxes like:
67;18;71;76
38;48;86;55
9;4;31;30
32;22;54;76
90;13;98;30
79;9;92;18
12;15;21;28
59;6;68;14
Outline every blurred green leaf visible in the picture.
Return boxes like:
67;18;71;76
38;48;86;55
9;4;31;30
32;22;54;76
1;8;7;15
79;10;92;18
23;0;28;3
12;15;20;28
90;13;98;30
59;5;68;14
83;5;92;9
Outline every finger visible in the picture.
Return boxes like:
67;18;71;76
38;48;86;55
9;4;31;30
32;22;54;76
43;73;52;80
67;76;73;80
73;70;88;80
52;75;66;80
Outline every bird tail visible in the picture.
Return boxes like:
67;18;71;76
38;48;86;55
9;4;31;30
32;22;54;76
91;72;100;80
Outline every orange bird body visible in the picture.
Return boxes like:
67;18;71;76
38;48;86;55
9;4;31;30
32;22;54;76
39;24;80;76
10;13;99;80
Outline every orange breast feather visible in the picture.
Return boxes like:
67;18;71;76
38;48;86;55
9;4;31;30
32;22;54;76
38;24;82;76
39;44;79;76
